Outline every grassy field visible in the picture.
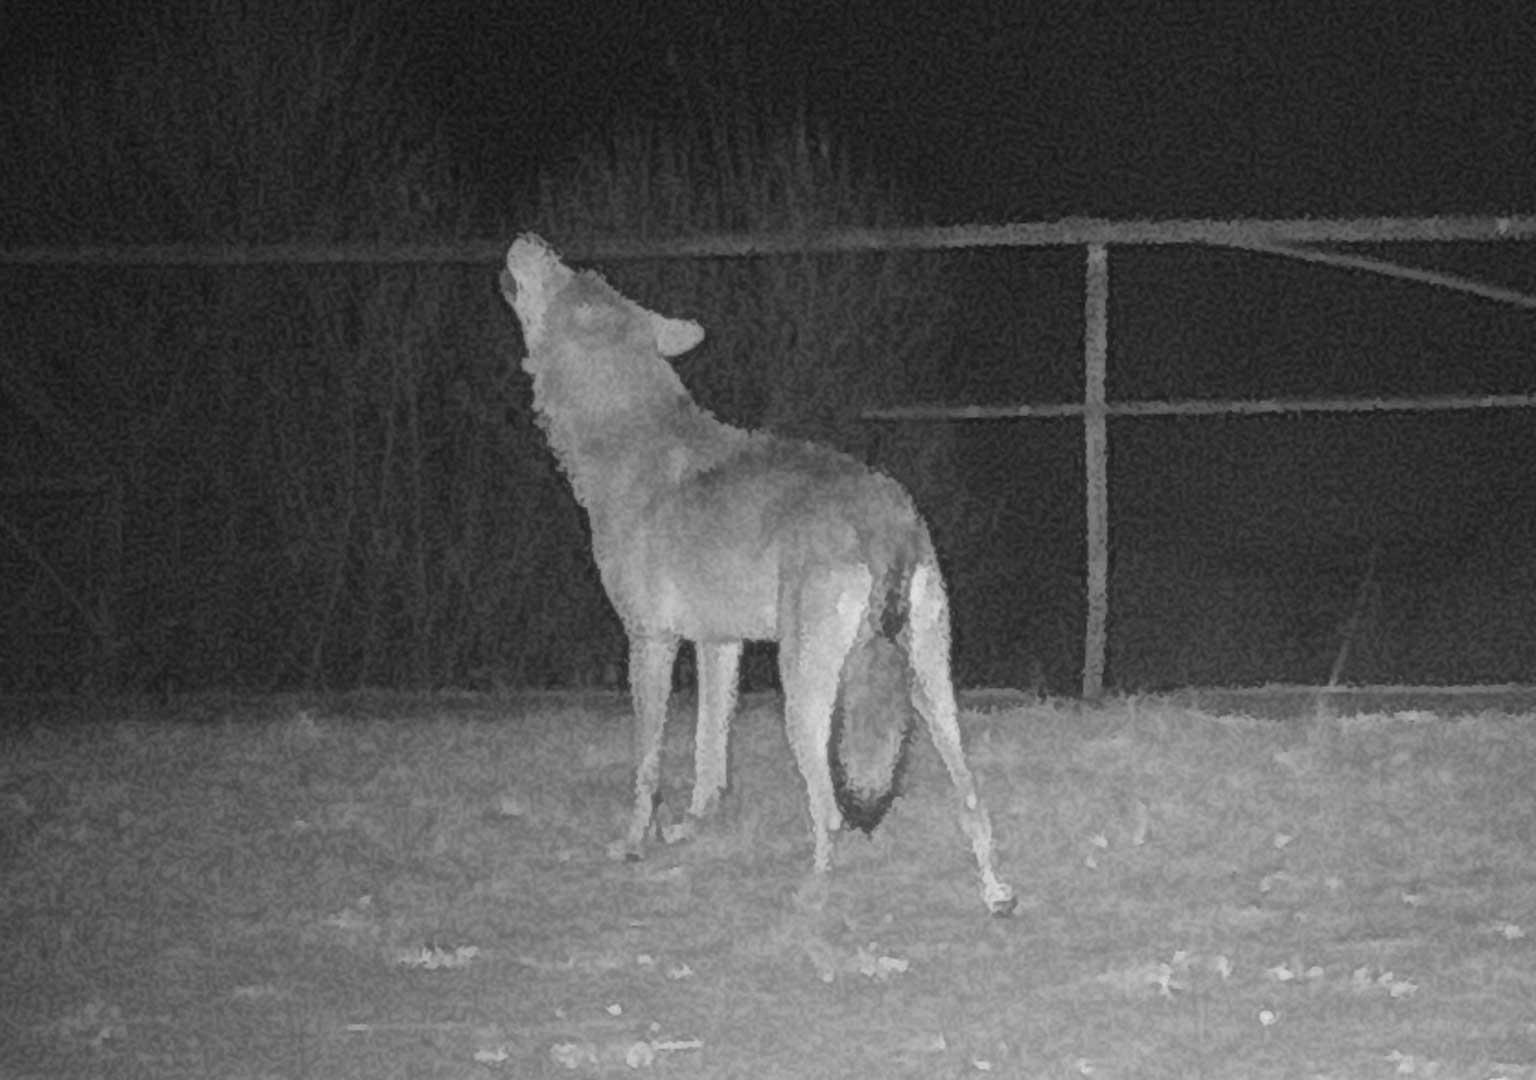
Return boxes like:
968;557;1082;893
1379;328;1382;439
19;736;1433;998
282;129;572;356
2;690;1534;1079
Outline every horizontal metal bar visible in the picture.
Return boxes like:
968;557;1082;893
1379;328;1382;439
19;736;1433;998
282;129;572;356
864;392;1536;422
3;214;1536;267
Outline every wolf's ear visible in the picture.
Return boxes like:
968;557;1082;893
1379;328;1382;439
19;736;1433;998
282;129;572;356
651;312;705;357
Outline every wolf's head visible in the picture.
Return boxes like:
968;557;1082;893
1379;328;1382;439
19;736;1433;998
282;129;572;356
500;234;705;375
500;234;716;480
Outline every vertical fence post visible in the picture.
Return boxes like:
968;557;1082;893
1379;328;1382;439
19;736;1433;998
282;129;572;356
1082;244;1110;700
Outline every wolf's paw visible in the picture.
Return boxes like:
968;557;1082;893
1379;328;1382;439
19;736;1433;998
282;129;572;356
984;882;1018;918
685;789;726;822
660;818;699;845
793;872;830;913
607;838;642;862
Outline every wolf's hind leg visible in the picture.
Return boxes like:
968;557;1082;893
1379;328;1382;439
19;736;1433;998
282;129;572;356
689;640;741;820
780;566;868;875
907;561;1017;916
622;632;680;860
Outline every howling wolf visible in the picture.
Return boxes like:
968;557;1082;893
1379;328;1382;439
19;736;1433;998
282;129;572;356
501;234;1015;915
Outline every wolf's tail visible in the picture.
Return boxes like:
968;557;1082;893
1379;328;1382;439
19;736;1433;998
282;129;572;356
829;557;919;834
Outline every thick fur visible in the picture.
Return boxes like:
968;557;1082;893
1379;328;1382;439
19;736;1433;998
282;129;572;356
830;562;917;833
500;234;1015;914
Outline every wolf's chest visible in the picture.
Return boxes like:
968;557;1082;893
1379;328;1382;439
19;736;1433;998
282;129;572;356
593;521;782;642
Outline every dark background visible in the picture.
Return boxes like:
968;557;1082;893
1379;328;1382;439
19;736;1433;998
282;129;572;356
2;1;1534;695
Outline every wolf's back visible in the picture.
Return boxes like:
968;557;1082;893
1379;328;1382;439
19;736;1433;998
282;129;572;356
829;551;920;834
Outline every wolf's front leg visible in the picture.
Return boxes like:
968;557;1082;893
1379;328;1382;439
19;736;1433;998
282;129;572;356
687;641;742;820
621;632;680;859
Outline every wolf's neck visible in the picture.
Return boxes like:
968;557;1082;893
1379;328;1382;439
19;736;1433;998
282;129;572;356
540;395;737;522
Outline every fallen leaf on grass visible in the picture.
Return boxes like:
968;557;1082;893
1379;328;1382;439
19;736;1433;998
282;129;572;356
392;943;480;970
549;1037;702;1070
